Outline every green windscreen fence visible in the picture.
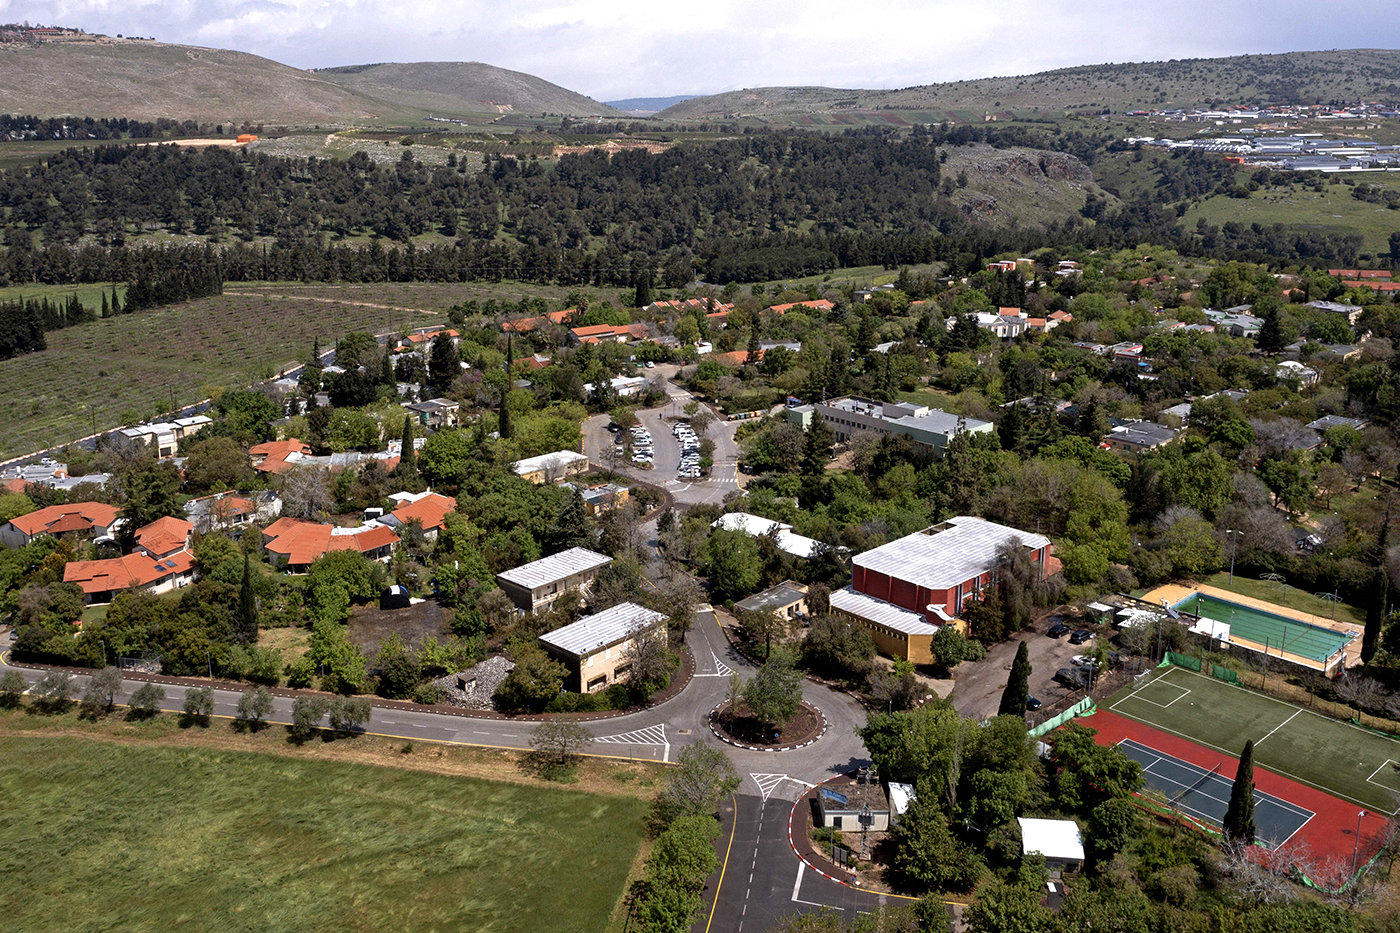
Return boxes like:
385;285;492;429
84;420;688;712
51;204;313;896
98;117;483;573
1165;651;1201;672
1212;664;1238;684
1028;697;1096;738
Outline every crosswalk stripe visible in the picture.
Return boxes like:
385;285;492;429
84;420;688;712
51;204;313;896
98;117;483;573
750;773;789;800
593;724;667;746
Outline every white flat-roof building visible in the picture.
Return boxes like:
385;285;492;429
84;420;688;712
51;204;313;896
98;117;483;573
511;450;589;484
1018;818;1085;872
787;396;992;456
496;547;613;613
539;601;667;693
711;512;821;560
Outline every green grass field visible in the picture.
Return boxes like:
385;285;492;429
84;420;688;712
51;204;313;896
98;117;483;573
0;735;648;933
1108;665;1400;812
0;282;126;309
1182;181;1400;256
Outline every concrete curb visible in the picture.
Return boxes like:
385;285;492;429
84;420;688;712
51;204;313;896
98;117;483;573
706;700;827;752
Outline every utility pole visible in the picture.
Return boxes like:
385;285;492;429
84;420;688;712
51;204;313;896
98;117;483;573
1226;529;1242;585
1353;810;1367;878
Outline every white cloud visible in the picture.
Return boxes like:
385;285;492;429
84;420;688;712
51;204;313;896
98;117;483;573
2;0;1395;101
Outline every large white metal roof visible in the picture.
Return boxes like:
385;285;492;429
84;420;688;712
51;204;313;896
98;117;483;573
852;517;1049;592
539;601;666;657
497;547;612;591
1018;818;1084;862
830;587;938;636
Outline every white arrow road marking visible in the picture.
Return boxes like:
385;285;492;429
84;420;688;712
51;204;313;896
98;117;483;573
593;724;670;762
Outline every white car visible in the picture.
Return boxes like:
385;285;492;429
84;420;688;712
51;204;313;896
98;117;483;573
645;361;655;369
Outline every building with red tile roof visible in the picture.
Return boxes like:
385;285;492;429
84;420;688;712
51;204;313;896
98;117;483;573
646;299;735;316
63;550;199;604
766;299;834;315
0;502;122;548
262;518;398;572
134;516;193;559
381;492;458;540
569;322;650;345
1343;280;1400;293
501;309;579;334
3;477;31;495
1330;269;1391;281
250;439;312;475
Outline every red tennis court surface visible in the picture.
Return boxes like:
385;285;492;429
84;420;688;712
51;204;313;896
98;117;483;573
1081;708;1390;869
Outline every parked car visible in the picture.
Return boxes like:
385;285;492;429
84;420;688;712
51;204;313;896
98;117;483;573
645;361;655;368
1054;668;1089;689
1047;622;1069;638
1026;696;1043;711
1069;629;1094;645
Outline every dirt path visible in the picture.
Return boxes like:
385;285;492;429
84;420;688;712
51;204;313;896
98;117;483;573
223;291;440;316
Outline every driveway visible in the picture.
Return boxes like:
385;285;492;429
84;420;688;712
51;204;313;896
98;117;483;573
949;620;1098;721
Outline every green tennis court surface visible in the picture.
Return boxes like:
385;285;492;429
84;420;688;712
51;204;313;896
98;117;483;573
1173;593;1353;662
1108;665;1400;812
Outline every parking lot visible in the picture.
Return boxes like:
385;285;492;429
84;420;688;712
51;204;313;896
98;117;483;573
950;616;1112;721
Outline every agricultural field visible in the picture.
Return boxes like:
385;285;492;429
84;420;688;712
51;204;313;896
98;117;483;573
1181;179;1400;256
0;735;650;933
0;291;443;460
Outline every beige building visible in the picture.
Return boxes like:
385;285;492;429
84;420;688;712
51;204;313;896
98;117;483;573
496;547;613;613
539;602;668;693
829;587;938;664
734;581;809;622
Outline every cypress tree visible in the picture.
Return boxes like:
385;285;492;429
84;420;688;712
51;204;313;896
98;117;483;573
100;290;109;317
110;286;122;315
1363;508;1390;664
238;554;258;644
381;345;394;385
998;640;1032;717
1223;740;1256;844
634;270;652;309
400;414;415;469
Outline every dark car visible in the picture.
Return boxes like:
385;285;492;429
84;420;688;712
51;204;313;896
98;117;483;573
1054;667;1089;689
1047;622;1069;638
1026;696;1043;711
1069;629;1093;645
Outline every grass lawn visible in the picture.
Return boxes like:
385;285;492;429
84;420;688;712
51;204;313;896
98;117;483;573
1200;572;1366;628
0;734;650;933
1182;180;1400;256
897;386;955;408
1106;665;1400;811
0;282;126;309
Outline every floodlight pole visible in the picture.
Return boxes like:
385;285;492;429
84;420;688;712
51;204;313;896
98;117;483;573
1225;529;1242;585
1352;810;1363;875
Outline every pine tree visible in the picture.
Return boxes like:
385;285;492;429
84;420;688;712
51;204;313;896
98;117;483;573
998;402;1026;452
998;640;1032;717
548;488;592;554
1223;740;1256;844
800;414;835;477
238;554;258;644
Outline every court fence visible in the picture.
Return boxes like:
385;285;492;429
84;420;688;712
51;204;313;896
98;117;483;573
1027;697;1095;739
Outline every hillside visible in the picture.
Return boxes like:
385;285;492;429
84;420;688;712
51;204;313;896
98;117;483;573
660;49;1400;119
0;39;399;123
316;61;623;118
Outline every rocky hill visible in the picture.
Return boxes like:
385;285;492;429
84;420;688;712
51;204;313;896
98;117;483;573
315;61;623;118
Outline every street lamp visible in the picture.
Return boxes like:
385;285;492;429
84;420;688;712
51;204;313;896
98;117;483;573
1225;529;1242;585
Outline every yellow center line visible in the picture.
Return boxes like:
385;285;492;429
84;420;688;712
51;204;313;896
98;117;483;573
704;793;739;933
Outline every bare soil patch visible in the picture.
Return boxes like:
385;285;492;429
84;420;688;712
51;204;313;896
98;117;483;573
347;600;453;654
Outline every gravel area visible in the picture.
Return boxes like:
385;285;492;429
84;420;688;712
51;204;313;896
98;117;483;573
433;656;514;710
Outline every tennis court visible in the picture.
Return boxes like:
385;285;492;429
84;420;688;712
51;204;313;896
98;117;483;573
1172;593;1353;662
1119;739;1313;848
1108;665;1400;813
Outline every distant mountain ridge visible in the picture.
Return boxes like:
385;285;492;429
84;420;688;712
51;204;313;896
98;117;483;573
316;61;624;118
659;49;1400;118
604;95;698;115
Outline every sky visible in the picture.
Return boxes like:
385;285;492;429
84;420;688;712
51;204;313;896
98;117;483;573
5;0;1398;102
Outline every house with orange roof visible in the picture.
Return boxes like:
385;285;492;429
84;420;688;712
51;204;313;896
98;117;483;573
1330;269;1391;281
568;322;650;346
766;299;834;315
262;518;398;572
1049;310;1073;323
250;438;312;475
0;502;122;548
396;328;462;357
134;516;193;559
1343;280;1400;293
380;492;458;541
185;490;282;534
3;477;29;495
646;299;735;316
64;550;199;604
501;309;578;333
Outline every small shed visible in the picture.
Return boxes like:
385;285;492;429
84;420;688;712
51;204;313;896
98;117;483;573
815;773;891;833
1018;818;1085;873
